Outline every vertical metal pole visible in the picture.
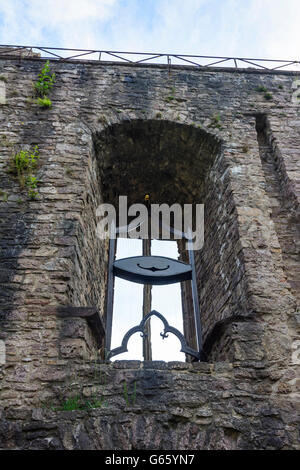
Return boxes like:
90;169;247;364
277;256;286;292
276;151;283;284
105;235;116;355
142;239;152;361
187;231;202;357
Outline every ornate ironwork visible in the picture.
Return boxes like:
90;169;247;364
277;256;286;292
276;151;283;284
107;310;201;360
106;222;202;361
113;255;192;285
0;44;300;71
137;262;170;272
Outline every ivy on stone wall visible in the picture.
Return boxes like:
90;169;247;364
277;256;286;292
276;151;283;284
34;60;55;108
8;146;40;199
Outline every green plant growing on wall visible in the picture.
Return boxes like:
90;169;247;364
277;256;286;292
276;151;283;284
54;394;105;411
255;85;273;100
48;356;109;411
1;134;14;147
57;396;82;411
34;60;56;97
26;175;39;200
165;95;174;103
264;92;273;101
255;85;267;92
9;90;19;97
165;86;176;103
64;165;74;177
37;96;52;108
8;146;40;199
32;60;55;109
209;113;222;130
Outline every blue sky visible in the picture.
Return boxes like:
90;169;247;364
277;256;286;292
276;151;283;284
0;0;299;59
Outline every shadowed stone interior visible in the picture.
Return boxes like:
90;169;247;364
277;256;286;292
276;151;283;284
94;119;221;208
92;119;228;356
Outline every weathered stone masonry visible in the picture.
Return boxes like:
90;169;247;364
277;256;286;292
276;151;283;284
0;53;299;449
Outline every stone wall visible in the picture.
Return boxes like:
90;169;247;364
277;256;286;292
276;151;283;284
1;360;299;450
0;55;299;449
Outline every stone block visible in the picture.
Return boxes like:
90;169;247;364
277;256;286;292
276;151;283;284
0;81;6;105
0;340;5;365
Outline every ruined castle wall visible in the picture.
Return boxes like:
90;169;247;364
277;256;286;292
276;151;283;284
1;359;300;450
0;57;299;448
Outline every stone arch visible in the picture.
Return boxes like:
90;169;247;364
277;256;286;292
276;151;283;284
93;118;222;208
70;117;251;361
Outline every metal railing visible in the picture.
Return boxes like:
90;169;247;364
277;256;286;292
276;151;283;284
0;44;299;71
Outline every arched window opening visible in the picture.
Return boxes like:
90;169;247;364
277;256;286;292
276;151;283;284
110;238;185;361
91;119;234;362
151;240;184;361
110;238;143;360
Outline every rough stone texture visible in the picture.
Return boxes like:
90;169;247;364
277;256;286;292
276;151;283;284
0;81;5;105
0;54;299;449
0;360;299;450
0;46;40;58
0;340;5;365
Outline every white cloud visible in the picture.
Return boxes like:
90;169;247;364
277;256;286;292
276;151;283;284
29;0;117;24
247;0;300;59
0;0;299;60
0;0;117;47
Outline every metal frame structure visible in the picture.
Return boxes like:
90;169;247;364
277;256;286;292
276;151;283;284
107;310;200;360
0;44;300;71
105;224;202;361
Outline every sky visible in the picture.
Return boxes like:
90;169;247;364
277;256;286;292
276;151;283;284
0;0;299;61
111;239;185;361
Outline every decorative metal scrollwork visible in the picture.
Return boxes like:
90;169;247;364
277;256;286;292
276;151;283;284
137;262;170;272
113;255;192;285
105;223;202;362
107;310;201;360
